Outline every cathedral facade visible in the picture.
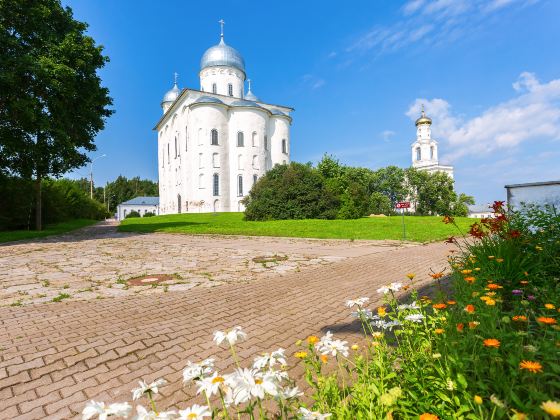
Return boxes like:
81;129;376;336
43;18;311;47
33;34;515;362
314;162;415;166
154;23;293;214
410;106;453;178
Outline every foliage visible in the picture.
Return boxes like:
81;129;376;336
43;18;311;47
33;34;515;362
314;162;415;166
245;155;473;220
0;174;107;230
125;210;140;219
243;163;339;221
0;218;96;243
119;213;473;242
102;176;158;213
143;212;155;218
0;0;113;228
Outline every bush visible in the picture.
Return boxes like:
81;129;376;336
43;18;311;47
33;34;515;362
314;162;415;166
243;163;339;221
369;192;393;215
125;210;140;219
143;212;155;217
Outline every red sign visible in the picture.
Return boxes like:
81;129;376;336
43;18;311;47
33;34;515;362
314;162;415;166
396;202;411;209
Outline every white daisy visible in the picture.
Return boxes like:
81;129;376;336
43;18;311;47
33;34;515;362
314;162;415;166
213;326;247;346
317;339;349;357
377;286;390;295
177;404;211;419
134;405;176;419
196;371;226;397
277;386;303;400
183;358;215;383
351;308;373;319
389;282;403;292
404;313;424;323
253;348;287;370
397;302;420;310
132;379;166;401
299;407;332;419
83;400;131;420
345;297;369;308
229;368;278;404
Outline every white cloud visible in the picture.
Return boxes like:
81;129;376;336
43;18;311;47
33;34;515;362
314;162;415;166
301;74;326;90
381;130;396;142
405;72;560;161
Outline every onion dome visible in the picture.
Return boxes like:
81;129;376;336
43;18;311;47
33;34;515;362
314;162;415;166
415;105;432;126
162;82;180;104
200;37;245;75
192;96;226;105
244;79;259;101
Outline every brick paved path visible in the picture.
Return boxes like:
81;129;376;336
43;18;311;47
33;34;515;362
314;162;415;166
0;232;451;419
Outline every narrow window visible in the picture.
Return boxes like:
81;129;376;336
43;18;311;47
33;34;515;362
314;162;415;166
282;139;287;154
212;153;219;167
199;173;204;188
416;147;421;161
237;175;243;196
264;135;268;151
185;126;188;151
161;147;164;167
237;131;244;147
253;174;258;185
199;153;203;168
252;155;258;169
228;83;233;96
211;129;218;145
167;143;170;162
430;146;434;160
212;83;217;94
238;154;243;169
213;173;219;196
252;132;257;147
174;136;178;158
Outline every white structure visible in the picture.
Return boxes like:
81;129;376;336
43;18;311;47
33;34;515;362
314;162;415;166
467;204;495;219
117;197;160;221
154;21;293;214
411;106;454;178
506;180;560;209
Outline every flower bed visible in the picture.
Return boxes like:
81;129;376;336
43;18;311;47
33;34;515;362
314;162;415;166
82;203;559;419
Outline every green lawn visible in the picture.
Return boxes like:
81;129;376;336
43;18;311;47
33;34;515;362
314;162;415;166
0;219;98;243
119;213;471;242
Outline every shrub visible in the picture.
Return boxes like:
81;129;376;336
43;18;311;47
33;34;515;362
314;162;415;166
369;192;393;215
143;212;155;217
125;210;140;219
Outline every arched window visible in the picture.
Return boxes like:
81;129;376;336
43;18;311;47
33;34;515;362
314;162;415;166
211;129;218;145
167;143;170;162
199;153;203;168
237;175;243;196
430;146;434;160
174;136;178;158
281;139;287;154
212;153;219;168
253;174;258;185
237;131;244;147
264;135;268;151
177;194;182;214
213;199;219;212
213;173;219;196
252;155;258;169
199;173;204;188
416;147;421;161
228;83;233;96
212;83;217;94
252;132;257;147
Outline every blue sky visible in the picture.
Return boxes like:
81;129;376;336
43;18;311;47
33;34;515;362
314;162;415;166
65;0;560;204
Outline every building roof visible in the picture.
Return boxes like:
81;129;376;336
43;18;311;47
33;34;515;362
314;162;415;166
119;196;159;206
200;38;245;75
505;180;560;189
468;204;492;213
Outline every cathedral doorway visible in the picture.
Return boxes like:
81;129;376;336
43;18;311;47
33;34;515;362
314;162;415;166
177;195;182;213
213;199;219;212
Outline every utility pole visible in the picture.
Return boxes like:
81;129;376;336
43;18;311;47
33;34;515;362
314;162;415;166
89;154;106;199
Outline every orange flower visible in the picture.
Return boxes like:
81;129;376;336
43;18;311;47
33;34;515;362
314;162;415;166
512;315;527;322
520;280;528;285
468;321;479;329
545;304;555;310
483;338;500;348
447;300;457;305
434;329;445;334
537;317;557;325
430;272;445;280
432;303;447;310
519;360;543;373
320;354;328;363
465;304;475;313
461;269;472;274
377;307;387;317
307;335;319;344
420;414;439;420
456;323;464;332
442;215;454;224
487;283;502;290
464;276;476;284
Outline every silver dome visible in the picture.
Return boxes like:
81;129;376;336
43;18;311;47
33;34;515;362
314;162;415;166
200;38;245;74
193;96;226;105
244;90;259;101
162;83;180;103
230;99;262;109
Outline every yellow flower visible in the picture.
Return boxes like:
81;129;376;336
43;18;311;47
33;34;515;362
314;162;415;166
480;296;490;301
485;292;497;297
511;411;528;420
473;395;483;405
320;354;328;364
535;245;543;251
461;269;472;274
351;344;359;351
307;335;319;344
488;255;495;259
294;351;308;359
541;400;560;417
545;303;555;310
372;332;384;339
474;267;481;271
434;329;445;334
485;298;496;306
496;258;504;263
371;341;381;347
406;273;415;280
377;307;387;316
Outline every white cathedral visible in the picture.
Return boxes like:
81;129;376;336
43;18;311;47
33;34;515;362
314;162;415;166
410;105;453;178
154;21;292;214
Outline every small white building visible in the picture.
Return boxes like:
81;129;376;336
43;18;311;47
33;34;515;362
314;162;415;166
411;105;454;178
506;180;560;210
468;204;495;219
117;197;160;221
154;21;292;215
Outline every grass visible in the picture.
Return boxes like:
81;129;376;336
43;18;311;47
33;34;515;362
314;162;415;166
119;212;472;242
0;219;98;243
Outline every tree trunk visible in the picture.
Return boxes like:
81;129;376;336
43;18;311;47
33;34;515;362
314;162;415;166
35;175;42;231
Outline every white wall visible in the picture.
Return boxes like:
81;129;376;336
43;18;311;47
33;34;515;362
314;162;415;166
507;183;560;209
117;205;159;221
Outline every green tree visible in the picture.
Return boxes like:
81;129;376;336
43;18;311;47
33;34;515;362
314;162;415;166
369;192;393;215
453;193;475;217
104;176;158;213
371;166;409;205
0;0;113;229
